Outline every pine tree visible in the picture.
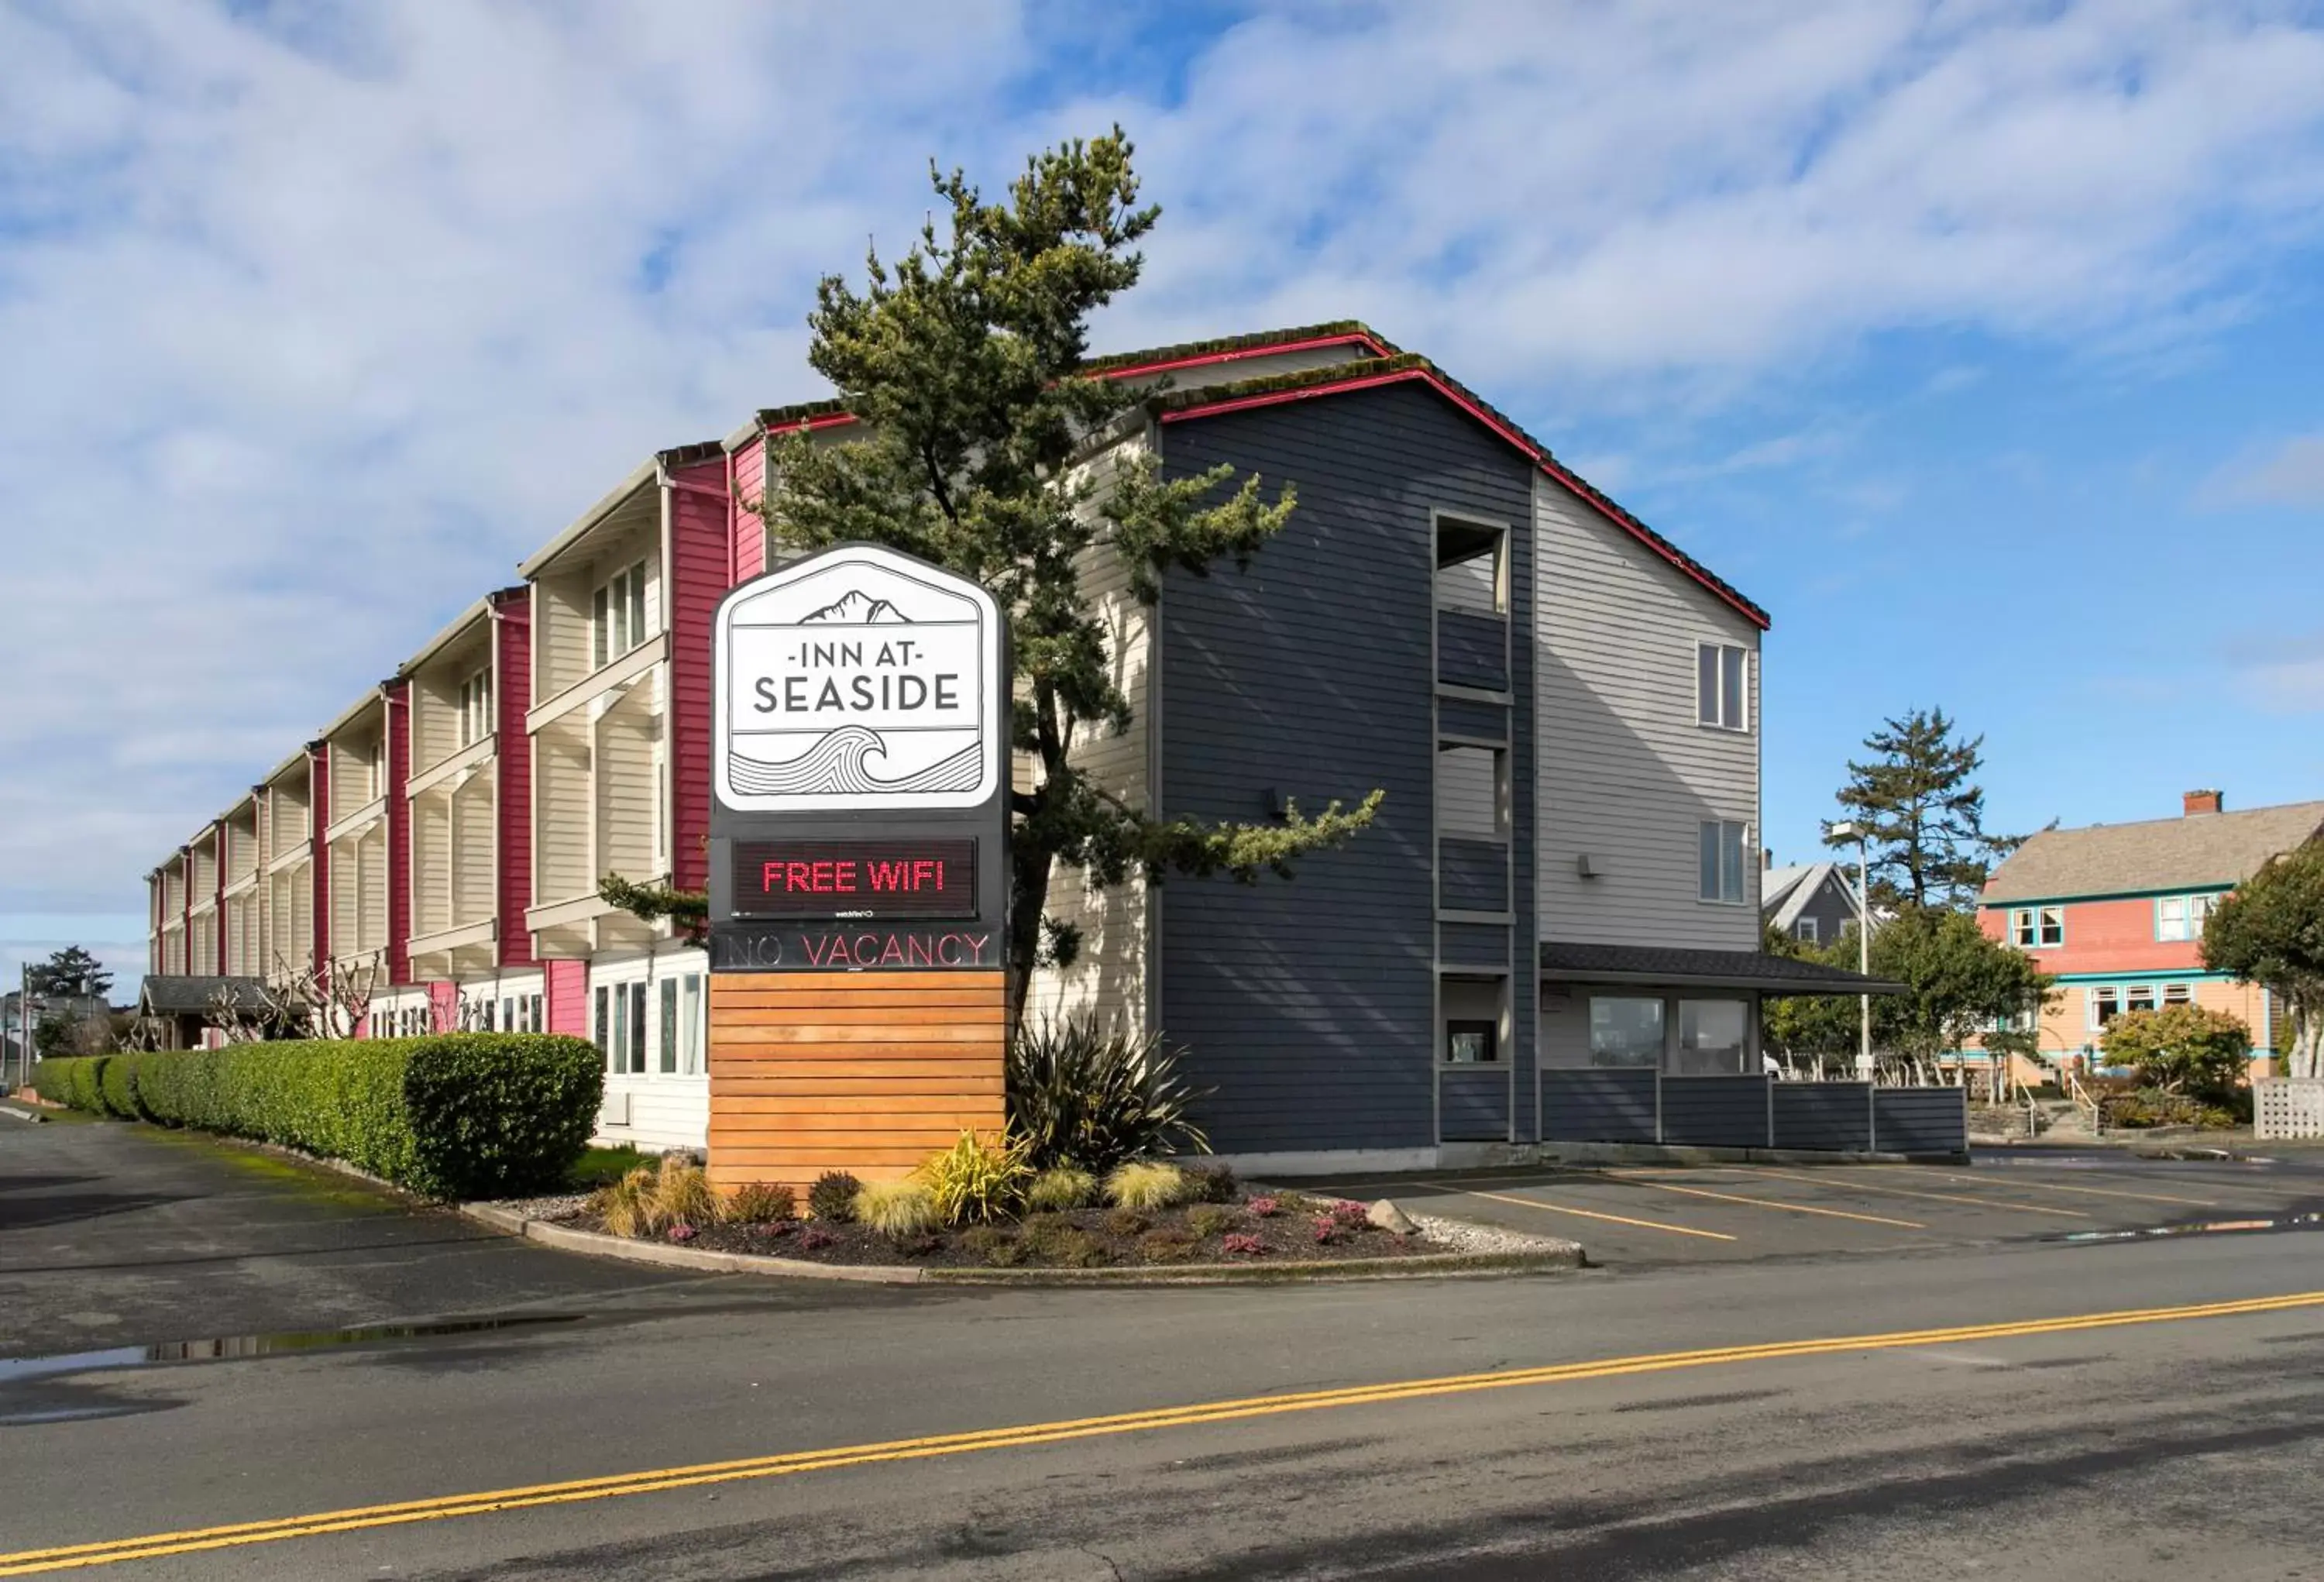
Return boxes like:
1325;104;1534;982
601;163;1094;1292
26;944;112;1001
1827;707;2019;911
765;129;1381;1020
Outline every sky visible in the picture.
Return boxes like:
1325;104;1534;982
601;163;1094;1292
3;0;2323;999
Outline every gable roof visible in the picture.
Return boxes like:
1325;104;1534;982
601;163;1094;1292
1982;800;2324;904
1147;351;1769;629
139;975;269;1015
1761;862;1861;932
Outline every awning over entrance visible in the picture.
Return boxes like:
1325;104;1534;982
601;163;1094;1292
1538;941;1905;996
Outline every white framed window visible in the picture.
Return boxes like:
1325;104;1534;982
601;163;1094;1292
457;665;494;748
595;982;649;1075
1675;999;1750;1075
1589;996;1664;1068
2156;894;2220;943
2087;981;2190;1030
1696;643;1748;731
591;559;649;670
1698;820;1749;903
2011;906;2064;948
680;973;704;1075
1794;917;1820;944
529;992;544;1033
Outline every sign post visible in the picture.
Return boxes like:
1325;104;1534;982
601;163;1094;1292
706;545;1009;1195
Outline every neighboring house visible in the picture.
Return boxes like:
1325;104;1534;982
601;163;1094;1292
1761;862;1864;948
136;977;268;1052
1978;789;2324;1071
143;320;1883;1164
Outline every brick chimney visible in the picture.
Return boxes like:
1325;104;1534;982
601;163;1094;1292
2183;789;2223;817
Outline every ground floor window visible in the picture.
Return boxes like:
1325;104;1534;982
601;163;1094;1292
596;981;649;1074
2086;981;2195;1030
1675;999;1749;1075
1446;1019;1497;1064
1589;996;1664;1067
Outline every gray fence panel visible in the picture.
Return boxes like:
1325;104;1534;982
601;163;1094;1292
1772;1082;1874;1152
1872;1088;1968;1157
1437;696;1510;742
1659;1075;1772;1148
1541;1068;1656;1144
1439;1066;1511;1142
1439;837;1509;913
1436;610;1508;690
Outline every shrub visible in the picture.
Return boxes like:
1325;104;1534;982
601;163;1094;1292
1138;1226;1201;1263
1312;1216;1341;1246
917;1130;1033;1226
1020;1214;1105;1266
1184;1163;1238;1204
649;1154;719;1229
1327;1199;1370;1229
957;1225;1012;1258
854;1180;939;1239
1006;1014;1212;1172
808;1171;862;1223
1246;1195;1281;1218
1220;1232;1265;1257
2102;1006;2253;1099
591;1167;659;1239
1186;1204;1241;1239
43;1035;601;1198
98;1055;143;1119
29;1056;77;1105
1105;1207;1153;1238
1024;1165;1098;1213
1105;1161;1189;1212
726;1181;797;1224
569;1144;651;1189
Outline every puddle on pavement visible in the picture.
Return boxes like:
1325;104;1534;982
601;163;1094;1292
0;1313;586;1388
2051;1212;2324;1245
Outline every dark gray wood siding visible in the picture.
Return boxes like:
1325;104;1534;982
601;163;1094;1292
1659;1075;1771;1147
1541;1069;1656;1143
1872;1088;1968;1157
1772;1082;1873;1151
1157;383;1535;1154
1438;697;1509;742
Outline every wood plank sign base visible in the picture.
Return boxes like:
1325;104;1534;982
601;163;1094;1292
706;971;1008;1195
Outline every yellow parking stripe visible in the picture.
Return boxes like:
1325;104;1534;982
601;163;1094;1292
1418;1185;1738;1241
1735;1167;2092;1219
1610;1174;1926;1229
1873;1166;2221;1209
6;1289;2322;1575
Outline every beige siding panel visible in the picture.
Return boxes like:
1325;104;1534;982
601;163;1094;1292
1533;473;1762;950
454;767;496;924
533;721;591;904
593;682;658;880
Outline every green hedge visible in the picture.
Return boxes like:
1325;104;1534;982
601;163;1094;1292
33;1037;603;1199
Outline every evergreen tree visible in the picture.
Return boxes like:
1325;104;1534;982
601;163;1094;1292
1827;707;2020;910
26;944;112;1001
765;129;1381;1020
2203;840;2324;1080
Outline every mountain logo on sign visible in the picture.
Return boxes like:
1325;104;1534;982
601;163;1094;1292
800;589;907;624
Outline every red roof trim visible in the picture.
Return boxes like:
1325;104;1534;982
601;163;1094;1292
763;411;858;438
1161;367;1771;631
1095;331;1389;381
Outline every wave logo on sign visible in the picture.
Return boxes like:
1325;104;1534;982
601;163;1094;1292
713;545;1002;813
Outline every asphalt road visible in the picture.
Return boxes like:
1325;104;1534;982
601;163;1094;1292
6;1112;2324;1580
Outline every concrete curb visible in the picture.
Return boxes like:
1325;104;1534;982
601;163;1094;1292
458;1204;1585;1286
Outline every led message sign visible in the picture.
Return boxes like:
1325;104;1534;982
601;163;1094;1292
730;839;976;920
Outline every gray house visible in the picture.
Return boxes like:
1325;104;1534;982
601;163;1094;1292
1762;862;1866;948
1021;324;1894;1170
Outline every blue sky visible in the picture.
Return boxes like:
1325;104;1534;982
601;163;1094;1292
2;0;2322;996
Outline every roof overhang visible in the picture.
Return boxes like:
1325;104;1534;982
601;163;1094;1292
318;689;386;743
400;596;494;676
519;452;695;579
1539;941;1903;996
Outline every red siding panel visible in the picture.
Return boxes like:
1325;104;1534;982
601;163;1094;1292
668;458;730;894
492;590;536;968
546;958;588;1037
385;680;412;987
731;439;765;582
428;978;458;1033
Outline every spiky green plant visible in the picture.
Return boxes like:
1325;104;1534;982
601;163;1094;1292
590;1167;659;1240
1006;1015;1211;1171
726;1181;796;1224
650;1153;720;1229
917;1130;1033;1226
1105;1160;1190;1212
854;1180;940;1239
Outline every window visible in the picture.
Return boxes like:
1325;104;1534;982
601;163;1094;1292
2086;982;2192;1030
457;666;493;748
2156;894;2220;943
679;975;704;1075
1589;997;1664;1068
1794;917;1820;944
2010;906;2064;948
1435;744;1507;839
529;992;544;1033
501;996;516;1032
660;978;679;1074
476;999;495;1031
592;560;649;669
1446;1020;1497;1064
1699;820;1748;903
627;981;647;1075
1675;1000;1749;1075
596;985;612;1069
596;982;648;1074
1697;643;1748;731
1434;519;1505;615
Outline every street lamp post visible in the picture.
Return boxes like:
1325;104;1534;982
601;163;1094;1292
1830;821;1872;1080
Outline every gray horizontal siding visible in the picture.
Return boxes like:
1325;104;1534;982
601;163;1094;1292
1439;1066;1510;1140
1438;610;1508;690
1872;1088;1968;1157
1439;921;1510;966
1438;697;1509;742
1772;1082;1873;1152
1659;1075;1770;1147
1439;838;1508;913
1542;1068;1655;1143
1160;381;1535;1154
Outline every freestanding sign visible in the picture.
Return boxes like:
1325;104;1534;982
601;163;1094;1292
704;545;1010;1193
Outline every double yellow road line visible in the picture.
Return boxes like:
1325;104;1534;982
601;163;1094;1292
7;1288;2322;1575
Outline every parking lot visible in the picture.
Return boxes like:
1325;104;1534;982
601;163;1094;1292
1304;1148;2324;1268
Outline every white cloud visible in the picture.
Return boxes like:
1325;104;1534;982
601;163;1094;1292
2215;433;2324;505
2;1;2322;916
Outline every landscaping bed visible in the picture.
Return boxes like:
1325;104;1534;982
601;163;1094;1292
551;1185;1441;1271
